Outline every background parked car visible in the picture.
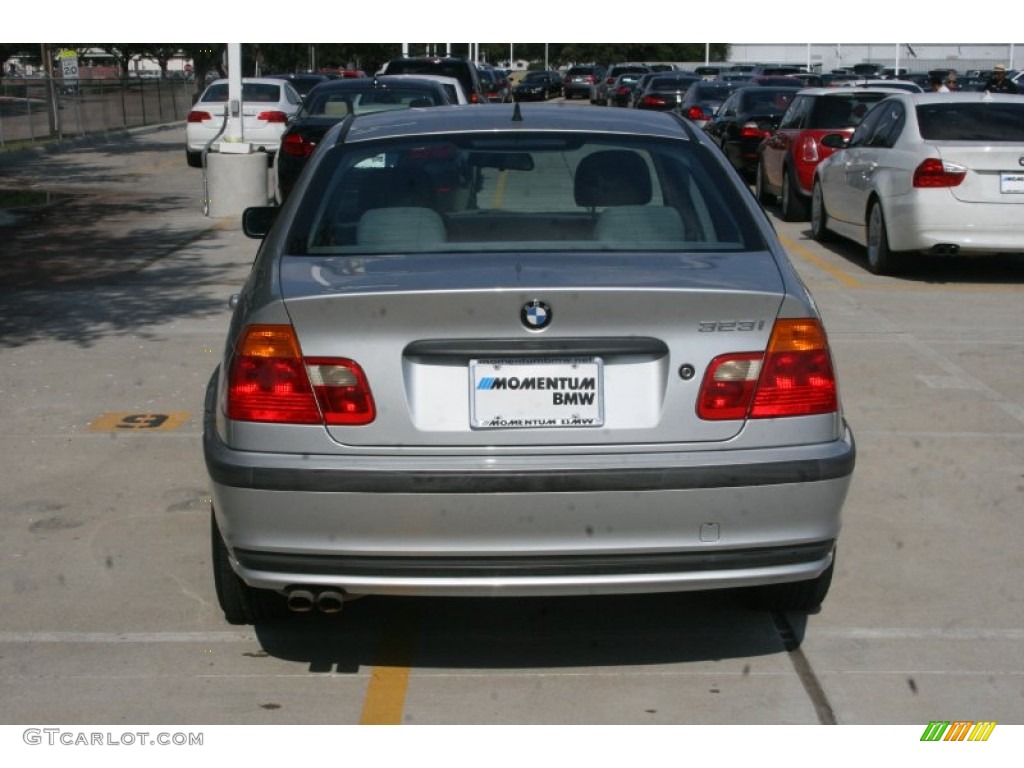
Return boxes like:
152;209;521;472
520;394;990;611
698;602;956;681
633;73;701;112
512;69;563;101
276;76;451;201
478;66;512;103
811;93;1024;274
627;73;660;108
593;63;650;104
757;87;905;220
380;56;486;104
703;86;800;179
186;77;302;168
264;72;332;100
604;72;646;107
384;73;468;104
677;81;735;127
562;64;606;100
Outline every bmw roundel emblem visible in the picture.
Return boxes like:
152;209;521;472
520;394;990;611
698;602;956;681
521;300;552;330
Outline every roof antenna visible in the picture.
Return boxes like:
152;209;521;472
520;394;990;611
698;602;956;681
512;101;523;122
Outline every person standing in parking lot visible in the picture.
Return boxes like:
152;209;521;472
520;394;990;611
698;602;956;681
929;74;950;92
985;64;1018;93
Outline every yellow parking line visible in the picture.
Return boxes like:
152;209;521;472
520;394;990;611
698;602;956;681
778;234;863;289
358;614;418;725
493;169;508;209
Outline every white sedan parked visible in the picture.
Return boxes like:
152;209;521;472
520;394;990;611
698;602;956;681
186;78;302;167
810;92;1024;274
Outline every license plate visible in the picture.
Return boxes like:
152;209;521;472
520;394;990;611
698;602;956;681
470;358;604;429
1000;172;1024;194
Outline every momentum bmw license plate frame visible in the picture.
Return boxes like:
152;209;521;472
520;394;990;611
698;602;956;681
470;357;605;429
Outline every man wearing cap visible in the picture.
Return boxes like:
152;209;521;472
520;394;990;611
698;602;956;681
985;65;1018;93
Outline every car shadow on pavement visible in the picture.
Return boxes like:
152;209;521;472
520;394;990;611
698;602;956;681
252;592;810;672
800;227;1024;284
0;196;233;347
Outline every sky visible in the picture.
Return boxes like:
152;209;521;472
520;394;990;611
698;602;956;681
11;3;1010;46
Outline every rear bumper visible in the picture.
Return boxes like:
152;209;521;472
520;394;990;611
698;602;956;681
205;384;855;596
885;194;1024;253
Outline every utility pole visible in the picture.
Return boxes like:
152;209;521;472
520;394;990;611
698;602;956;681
41;43;60;138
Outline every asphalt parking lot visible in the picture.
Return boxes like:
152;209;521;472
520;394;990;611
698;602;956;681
0;121;1022;729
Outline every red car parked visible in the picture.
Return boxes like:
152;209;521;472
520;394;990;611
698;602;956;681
756;87;905;220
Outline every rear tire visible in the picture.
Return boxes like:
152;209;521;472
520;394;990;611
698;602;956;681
810;180;832;241
866;200;904;275
780;166;809;221
211;510;286;625
186;150;202;168
755;161;775;206
748;555;835;612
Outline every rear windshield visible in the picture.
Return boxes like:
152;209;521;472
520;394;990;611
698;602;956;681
693;85;733;100
302;87;445;117
810;93;890;128
651;76;698;89
610;66;650;77
916;102;1024;141
286;133;766;256
201;83;282;103
384;60;475;94
742;89;797;113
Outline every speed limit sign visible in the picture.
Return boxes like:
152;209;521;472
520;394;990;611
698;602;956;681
59;49;79;82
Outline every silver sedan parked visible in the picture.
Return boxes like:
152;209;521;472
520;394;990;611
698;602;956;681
205;104;855;624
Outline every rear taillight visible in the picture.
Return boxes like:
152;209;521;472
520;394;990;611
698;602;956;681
586;76;596;84
687;106;710;121
739;122;771;140
913;158;966;188
698;319;837;420
642;95;667;108
257;110;289;123
187;110;212;123
606;77;616;85
227;325;375;426
470;92;481;104
281;132;316;158
616;86;631;95
798;134;820;164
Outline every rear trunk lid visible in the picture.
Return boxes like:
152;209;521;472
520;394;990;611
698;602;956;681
280;250;786;449
937;145;1024;204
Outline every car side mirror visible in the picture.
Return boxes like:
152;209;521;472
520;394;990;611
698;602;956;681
820;133;848;150
242;206;280;239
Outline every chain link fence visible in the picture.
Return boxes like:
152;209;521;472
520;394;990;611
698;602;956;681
0;77;195;147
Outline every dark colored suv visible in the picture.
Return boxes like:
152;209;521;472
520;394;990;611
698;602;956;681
381;57;486;104
562;64;606;100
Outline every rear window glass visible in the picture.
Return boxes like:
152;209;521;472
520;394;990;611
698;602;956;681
302;88;444;117
201;83;281;103
384;60;475;94
742;89;797;112
651;76;698;89
916;102;1024;141
287;133;766;256
693;85;733;99
810;94;889;128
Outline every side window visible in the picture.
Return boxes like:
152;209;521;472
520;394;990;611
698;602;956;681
868;102;905;148
847;102;885;147
718;95;737;118
779;96;808;129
